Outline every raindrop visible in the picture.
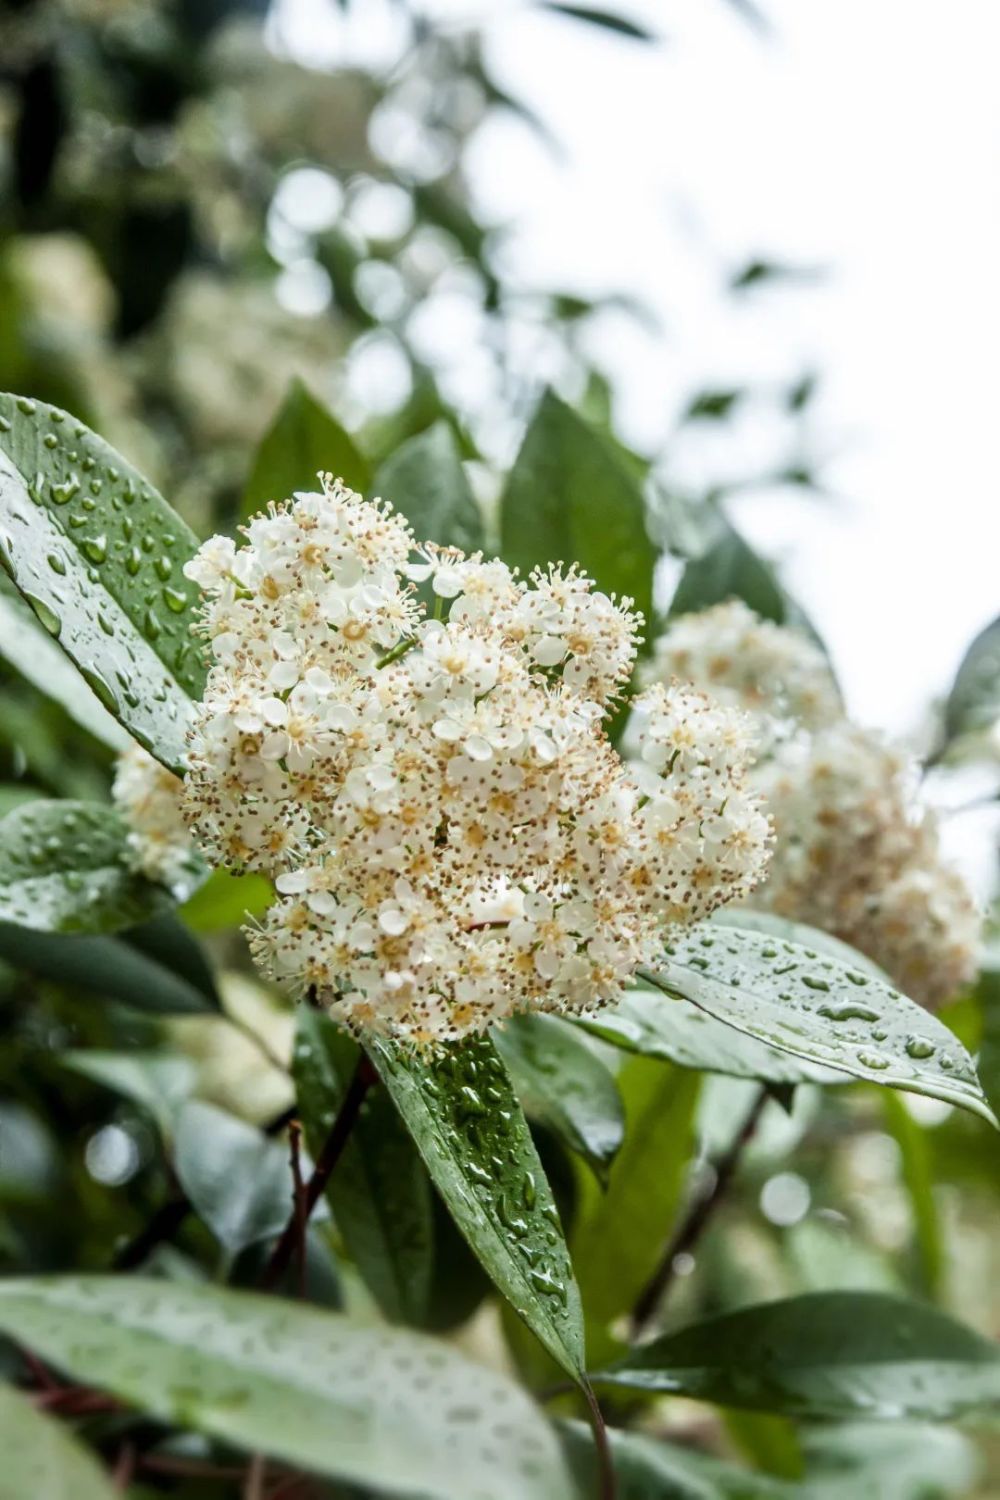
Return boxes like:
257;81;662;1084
50;476;80;505
905;1035;936;1061
16;397;36;415
24;594;61;637
162;586;188;614
817;1002;881;1023
82;534;108;564
46;553;67;576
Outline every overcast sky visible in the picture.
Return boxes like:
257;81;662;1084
272;0;1000;744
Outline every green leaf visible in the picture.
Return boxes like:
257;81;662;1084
173;1100;303;1255
580;984;846;1085
178;867;273;933
294;1011;433;1323
0;393;205;771
572;1057;699;1365
801;1421;980;1500
0;799;172;933
374;420;485;552
541;3;657;40
242;378;369;521
500;391;655;641
59;1049;196;1138
561;1418;791;1499
0;1277;574;1500
0;1382;117;1500
366;1033;585;1381
0;922;219;1014
123;911;219;1007
0;583;130;751
668;517;787;624
943;613;1000;744
880;1089;943;1297
494;1012;625;1182
975;964;1000;1122
640;924;995;1124
667;518;834;672
594;1291;1000;1420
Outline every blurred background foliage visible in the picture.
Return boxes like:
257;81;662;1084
1;2;999;1497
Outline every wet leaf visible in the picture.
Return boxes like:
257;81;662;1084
173;1100;305;1255
500;391;655;644
580;984;846;1086
640;924;996;1125
374;420;485;552
494;1012;624;1182
0;1277;574;1500
0;583;129;750
0;799;171;933
242;378;369;520
594;1291;1000;1419
366;1033;586;1381
0;393;204;771
294;1011;433;1324
0;1382;116;1500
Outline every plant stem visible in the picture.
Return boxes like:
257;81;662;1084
259;1053;376;1291
631;1085;769;1338
582;1378;617;1500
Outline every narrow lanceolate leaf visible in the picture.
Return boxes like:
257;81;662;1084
242;378;369;520
374;421;485;552
0;393;204;771
0;584;130;750
594;1292;1000;1420
560;1420;792;1500
500;391;655;638
571;1058;699;1366
541;3;657;41
294;1011;433;1324
0;1278;574;1500
0;921;218;1013
0;800;170;933
494;1012;625;1182
367;1033;586;1381
668;518;835;673
640;924;996;1125
580;985;846;1086
943;613;1000;743
0;1382;117;1500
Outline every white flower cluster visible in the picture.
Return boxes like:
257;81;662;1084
644;600;841;749
645;601;980;1007
112;745;201;900
755;722;980;1008
177;478;770;1046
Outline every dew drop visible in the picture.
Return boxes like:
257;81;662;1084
82;534;108;564
46;552;67;576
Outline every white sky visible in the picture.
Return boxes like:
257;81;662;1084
272;0;1000;740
